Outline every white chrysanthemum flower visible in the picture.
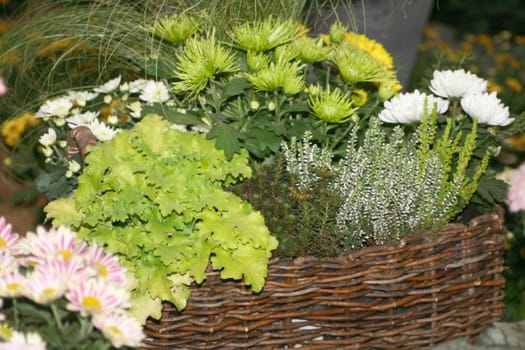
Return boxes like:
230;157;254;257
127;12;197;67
103;95;112;104
67;90;99;107
461;91;514;126
429;69;487;98
88;120;118;142
66;111;99;128
128;101;142;119
94;76;121;93
35;97;73;118
68;160;81;173
378;90;449;124
38;128;57;147
128;79;148;93
139;80;170;103
107;115;119;125
42;146;53;158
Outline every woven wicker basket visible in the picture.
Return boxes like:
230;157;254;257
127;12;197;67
143;212;506;350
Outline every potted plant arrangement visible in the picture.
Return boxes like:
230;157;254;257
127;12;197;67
1;1;518;349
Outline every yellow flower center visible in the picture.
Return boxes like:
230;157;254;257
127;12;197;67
82;296;102;310
60;250;73;261
43;288;57;298
0;237;7;248
96;261;108;277
7;283;20;291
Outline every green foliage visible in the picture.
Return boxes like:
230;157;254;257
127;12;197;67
44;114;278;322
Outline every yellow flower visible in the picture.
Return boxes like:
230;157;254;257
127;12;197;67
505;77;523;93
38;38;74;58
350;88;368;107
487;80;503;94
343;32;394;69
0;113;40;147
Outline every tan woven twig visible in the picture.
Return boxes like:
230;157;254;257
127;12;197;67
143;212;506;350
67;125;97;160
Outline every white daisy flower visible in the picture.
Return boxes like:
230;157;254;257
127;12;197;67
0;331;46;350
94;76;121;93
88;120;118;142
128;79;148;93
67;90;99;107
461;91;514;126
68;160;81;173
38;128;57;147
128;101;142;119
429;69;487;98
378;90;449;124
139;80;170;103
66;111;99;128
35;96;73;118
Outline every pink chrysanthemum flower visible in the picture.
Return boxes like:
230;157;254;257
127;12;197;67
92;312;145;348
508;162;525;212
66;279;130;317
0;330;46;350
0;251;18;277
0;217;20;251
85;244;128;285
0;270;25;298
23;267;68;304
21;226;87;264
34;256;93;287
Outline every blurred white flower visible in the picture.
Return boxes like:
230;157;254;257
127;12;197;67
461;91;513;126
429;69;487;98
66;111;99;128
0;331;46;350
94;76;121;93
88;120;118;142
378;90;449;124
139;80;170;103
128;79;147;93
128;101;142;119
68;160;81;173
36;97;73;118
67;91;99;107
38;128;57;146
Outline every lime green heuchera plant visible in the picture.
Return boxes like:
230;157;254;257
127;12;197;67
44;114;278;323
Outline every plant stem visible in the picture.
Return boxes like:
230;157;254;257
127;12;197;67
51;303;64;331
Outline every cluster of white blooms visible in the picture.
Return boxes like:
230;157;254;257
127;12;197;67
379;69;513;126
34;76;173;169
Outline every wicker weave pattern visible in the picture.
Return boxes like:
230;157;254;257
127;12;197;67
143;213;505;349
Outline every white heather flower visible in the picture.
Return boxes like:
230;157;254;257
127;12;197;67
0;331;46;350
461;91;514;126
94;76;121;93
92;312;145;348
67;90;99;107
128;101;142;119
378;90;449;124
68;160;81;173
128;79;147;93
139;80;170;103
66;111;99;128
35;96;73;118
429;69;487;98
88;120;118;142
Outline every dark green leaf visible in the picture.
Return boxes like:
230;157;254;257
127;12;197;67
207;122;243;160
221;77;251;101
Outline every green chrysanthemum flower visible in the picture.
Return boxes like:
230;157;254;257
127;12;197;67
292;36;330;64
145;13;200;44
173;34;239;95
229;16;306;52
246;51;270;71
332;44;394;83
309;85;358;123
329;21;347;43
246;59;304;94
